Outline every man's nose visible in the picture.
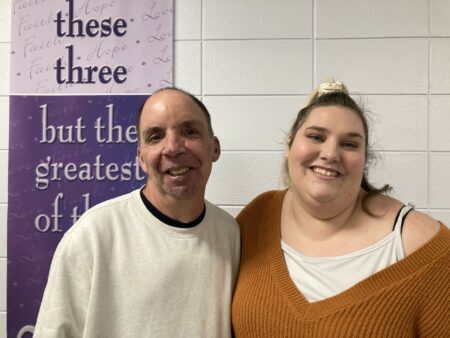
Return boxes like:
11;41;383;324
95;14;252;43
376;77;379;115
163;132;186;156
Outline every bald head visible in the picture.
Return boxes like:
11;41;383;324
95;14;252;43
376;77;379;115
136;88;214;139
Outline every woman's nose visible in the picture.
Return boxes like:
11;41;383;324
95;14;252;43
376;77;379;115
320;141;340;162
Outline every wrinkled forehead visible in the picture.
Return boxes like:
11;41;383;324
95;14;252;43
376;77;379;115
140;90;208;127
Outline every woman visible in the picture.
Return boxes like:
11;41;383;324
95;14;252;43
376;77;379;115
232;80;449;337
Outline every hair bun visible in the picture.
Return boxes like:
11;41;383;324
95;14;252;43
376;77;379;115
318;79;348;97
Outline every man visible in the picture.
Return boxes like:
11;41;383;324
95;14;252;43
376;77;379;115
34;88;240;337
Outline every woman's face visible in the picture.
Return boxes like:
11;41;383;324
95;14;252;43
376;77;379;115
286;105;366;207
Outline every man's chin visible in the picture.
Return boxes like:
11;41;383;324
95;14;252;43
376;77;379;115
167;186;201;200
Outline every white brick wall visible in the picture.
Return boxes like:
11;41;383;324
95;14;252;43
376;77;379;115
204;0;312;39
316;0;429;38
430;0;450;36
0;0;9;327
203;40;312;94
2;0;450;336
430;96;450;151
316;39;429;94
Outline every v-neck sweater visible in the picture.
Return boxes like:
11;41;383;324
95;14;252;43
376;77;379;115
232;190;450;338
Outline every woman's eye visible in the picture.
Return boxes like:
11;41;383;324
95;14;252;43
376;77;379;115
307;134;323;142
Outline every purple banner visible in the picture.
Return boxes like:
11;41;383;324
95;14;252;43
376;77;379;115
8;0;173;336
8;96;147;336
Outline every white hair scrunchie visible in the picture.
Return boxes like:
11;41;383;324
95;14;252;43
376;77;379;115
318;80;345;96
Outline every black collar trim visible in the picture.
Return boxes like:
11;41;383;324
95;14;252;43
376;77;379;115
140;189;205;228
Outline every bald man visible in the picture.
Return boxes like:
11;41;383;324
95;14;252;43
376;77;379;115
34;88;240;338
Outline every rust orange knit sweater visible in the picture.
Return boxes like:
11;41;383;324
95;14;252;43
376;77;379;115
232;190;450;338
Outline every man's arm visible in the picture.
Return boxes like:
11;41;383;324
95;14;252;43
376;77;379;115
34;234;92;338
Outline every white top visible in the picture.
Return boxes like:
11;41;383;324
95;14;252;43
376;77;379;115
282;205;412;302
34;189;240;338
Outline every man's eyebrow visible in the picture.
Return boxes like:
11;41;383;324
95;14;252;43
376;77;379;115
180;120;203;128
305;126;363;139
141;121;203;135
142;126;163;137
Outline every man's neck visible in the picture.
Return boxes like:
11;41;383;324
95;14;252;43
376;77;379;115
141;187;205;224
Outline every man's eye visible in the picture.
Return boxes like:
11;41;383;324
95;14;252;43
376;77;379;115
148;135;162;143
185;128;198;136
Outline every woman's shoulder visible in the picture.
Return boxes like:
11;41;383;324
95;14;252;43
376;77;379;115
402;208;441;256
237;190;285;224
372;195;441;256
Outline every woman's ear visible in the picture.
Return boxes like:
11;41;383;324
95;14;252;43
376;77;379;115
284;135;292;159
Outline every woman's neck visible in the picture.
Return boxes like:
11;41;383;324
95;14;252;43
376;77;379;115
281;189;364;253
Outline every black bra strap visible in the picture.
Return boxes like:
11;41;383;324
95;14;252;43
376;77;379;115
392;205;414;233
399;208;414;234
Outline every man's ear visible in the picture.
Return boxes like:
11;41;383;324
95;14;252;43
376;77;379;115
137;147;148;174
212;136;221;162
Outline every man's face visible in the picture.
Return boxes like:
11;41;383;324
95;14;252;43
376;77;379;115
138;90;220;208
